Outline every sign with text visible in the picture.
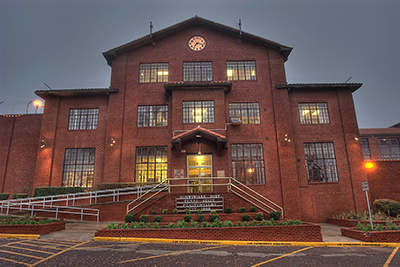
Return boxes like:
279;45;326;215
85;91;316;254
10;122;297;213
362;181;369;191
176;195;224;213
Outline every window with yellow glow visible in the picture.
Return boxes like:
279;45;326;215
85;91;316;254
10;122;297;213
139;63;169;83
298;103;329;124
226;61;256;81
229;103;260;124
135;146;168;184
183;101;214;123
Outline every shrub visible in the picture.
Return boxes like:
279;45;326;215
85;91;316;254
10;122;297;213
0;193;10;200
120;223;129;229
196;209;202;214
34;187;84;197
153;222;160;229
373;199;399;214
269;211;281;220
279;221;288;225
197;214;205;222
184;209;191;214
191;221;198;228
211;219;223;228
162;209;168;215
125;213;136;223
184;215;192;222
255;213;264;221
210;210;217;214
167;222;175;228
106;222;117;229
295;220;301;225
172;209;178;214
252;220;258;226
202;221;210;228
242;214;251;221
209;214;219;222
288;220;295;225
139;215;149;222
225;208;232;213
150;210;156;215
154;216;162;223
239;207;247;213
250;207;257;212
224;221;234;227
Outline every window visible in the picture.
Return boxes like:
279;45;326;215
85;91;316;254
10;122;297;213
137;105;168;127
135;146;168;184
68;109;99;130
183;101;214;123
298;103;330;124
231;144;265;184
62;148;95;187
183;62;212;81
304;143;338;183
139;63;169;83
229;103;260;124
379;138;400;160
226;61;256;81
360;138;371;160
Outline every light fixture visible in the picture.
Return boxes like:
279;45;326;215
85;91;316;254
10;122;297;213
248;168;253;173
40;139;46;149
109;138;116;147
365;162;374;169
284;134;291;142
197;142;202;154
354;135;359;141
26;100;43;114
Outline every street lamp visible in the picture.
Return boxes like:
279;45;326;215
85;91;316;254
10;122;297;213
26;100;43;114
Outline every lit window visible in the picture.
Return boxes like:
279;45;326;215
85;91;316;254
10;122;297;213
226;61;256;81
62;148;95;187
135;146;168;184
298;103;330;124
183;101;214;123
68;109;99;130
183;62;212;81
229;103;260;124
379;138;400;160
304;143;338;183
137;105;168;127
231;144;265;184
360;138;371;160
139;63;169;83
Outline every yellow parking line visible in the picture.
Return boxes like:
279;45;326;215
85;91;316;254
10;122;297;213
30;240;72;247
30;241;89;267
0;249;45;259
119;244;230;264
20;242;64;250
252;247;313;267
36;239;81;245
6;245;55;254
0;234;40;239
0;257;31;266
72;244;120;250
383;247;399;267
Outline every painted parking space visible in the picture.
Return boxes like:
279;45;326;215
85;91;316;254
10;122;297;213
0;239;399;266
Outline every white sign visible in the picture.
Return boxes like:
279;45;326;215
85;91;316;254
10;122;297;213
362;181;369;191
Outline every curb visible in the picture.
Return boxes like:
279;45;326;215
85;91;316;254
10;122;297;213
0;234;40;239
93;237;400;247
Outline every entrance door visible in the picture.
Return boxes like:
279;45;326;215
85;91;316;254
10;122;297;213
187;155;212;193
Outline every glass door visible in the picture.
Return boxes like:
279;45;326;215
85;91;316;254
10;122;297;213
187;155;212;193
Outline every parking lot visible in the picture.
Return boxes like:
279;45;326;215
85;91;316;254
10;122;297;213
0;238;399;266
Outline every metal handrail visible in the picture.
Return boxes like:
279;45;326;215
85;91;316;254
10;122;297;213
126;181;168;214
230;184;278;214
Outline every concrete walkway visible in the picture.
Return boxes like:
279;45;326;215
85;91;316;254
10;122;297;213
39;221;362;242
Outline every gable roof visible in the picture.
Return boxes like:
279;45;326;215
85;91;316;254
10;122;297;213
103;16;293;66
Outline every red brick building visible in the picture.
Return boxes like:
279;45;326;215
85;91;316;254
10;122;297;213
1;17;370;222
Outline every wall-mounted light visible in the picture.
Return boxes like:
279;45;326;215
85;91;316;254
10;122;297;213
284;134;291;142
40;139;46;149
197;142;202;155
354;135;359;141
109;138;116;147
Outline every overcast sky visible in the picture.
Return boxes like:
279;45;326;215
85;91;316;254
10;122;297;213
0;0;399;128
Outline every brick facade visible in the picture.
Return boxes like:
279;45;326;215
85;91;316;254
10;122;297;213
1;16;377;222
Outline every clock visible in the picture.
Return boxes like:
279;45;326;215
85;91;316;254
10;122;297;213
188;36;206;51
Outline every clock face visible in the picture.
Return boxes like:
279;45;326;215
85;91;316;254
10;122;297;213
188;36;206;51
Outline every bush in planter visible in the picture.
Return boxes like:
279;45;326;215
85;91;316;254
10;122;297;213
209;214;219;222
197;214;204;222
225;208;232;213
255;213;264;221
172;209;178;214
269;211;281;220
239;207;247;213
139;215;149;222
210;210;217;214
250;207;257;212
162;209;168;215
184;209;191;214
242;214;251;221
0;193;10;200
125;213;136;223
196;209;202;214
183;215;192;222
373;199;398;214
224;221;234;227
154;216;162;223
151;210;156;215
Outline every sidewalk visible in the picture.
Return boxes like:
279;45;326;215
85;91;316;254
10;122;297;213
38;221;362;242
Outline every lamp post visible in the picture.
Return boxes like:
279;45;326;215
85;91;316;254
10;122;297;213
26;100;43;114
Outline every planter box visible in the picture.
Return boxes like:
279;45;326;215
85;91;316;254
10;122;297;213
0;221;66;235
95;222;322;242
327;217;400;228
341;228;400;243
140;213;265;224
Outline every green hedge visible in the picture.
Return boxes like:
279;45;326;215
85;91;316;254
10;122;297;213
12;193;28;199
0;193;10;200
33;187;84;197
373;199;400;216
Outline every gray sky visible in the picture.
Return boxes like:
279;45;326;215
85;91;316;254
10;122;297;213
1;0;399;128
